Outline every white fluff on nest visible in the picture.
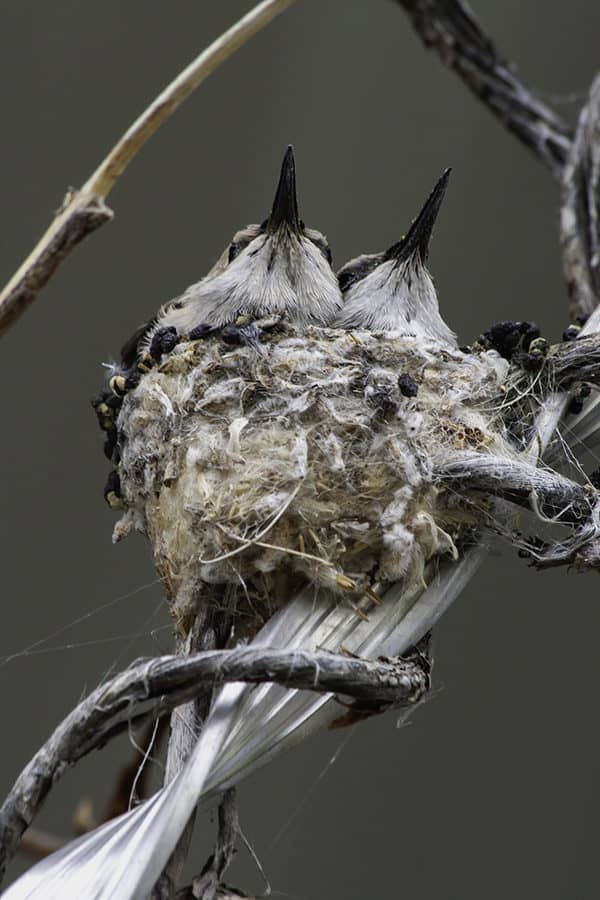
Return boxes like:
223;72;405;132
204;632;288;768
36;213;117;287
114;324;510;635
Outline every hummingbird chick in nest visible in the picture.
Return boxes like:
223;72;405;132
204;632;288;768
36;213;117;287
141;145;341;351
334;168;456;345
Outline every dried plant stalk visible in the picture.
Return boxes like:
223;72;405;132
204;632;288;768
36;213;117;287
0;0;296;338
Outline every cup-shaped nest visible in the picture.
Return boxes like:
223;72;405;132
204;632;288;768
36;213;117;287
112;324;509;636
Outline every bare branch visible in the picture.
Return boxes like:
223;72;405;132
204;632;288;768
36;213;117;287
394;0;572;177
0;646;430;880
436;450;600;569
550;332;600;386
0;0;296;339
436;450;597;524
561;75;600;320
0;198;113;338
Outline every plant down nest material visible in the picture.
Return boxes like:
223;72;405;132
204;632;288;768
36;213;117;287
112;323;511;636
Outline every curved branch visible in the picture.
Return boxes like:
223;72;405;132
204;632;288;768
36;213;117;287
0;645;430;879
561;74;600;321
435;449;597;524
0;0;296;339
550;332;600;386
395;0;572;177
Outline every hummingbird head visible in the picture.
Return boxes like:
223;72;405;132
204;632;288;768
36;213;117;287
163;146;341;333
335;169;456;345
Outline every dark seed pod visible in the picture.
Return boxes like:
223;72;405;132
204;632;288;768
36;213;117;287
568;396;585;416
150;326;179;360
480;320;541;361
398;373;419;398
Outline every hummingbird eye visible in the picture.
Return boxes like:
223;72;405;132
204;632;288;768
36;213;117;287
304;227;333;266
228;239;250;263
337;255;382;293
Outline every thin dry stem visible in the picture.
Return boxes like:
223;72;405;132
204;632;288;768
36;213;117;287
0;0;296;338
83;0;296;198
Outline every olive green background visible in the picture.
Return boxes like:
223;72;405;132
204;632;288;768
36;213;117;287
1;2;600;897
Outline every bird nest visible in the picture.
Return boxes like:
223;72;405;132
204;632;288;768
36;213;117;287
111;322;509;635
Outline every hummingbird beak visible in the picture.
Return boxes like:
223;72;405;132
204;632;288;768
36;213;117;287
267;145;301;235
384;168;451;265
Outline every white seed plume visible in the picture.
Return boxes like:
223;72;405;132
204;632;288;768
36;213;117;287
335;169;456;345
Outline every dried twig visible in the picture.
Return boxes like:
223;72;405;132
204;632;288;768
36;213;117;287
0;646;430;880
394;0;572;177
561;75;600;320
0;0;296;338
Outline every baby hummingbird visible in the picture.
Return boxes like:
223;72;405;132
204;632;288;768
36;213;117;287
149;145;341;341
334;169;456;345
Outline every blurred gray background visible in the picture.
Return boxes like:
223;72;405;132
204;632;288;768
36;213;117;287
1;1;600;897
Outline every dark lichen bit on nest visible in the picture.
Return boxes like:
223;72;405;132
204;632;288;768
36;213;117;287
103;323;510;636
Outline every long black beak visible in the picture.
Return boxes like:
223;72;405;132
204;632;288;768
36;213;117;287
267;145;301;234
384;168;451;265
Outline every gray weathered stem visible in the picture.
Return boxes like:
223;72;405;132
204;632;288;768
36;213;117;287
0;646;429;880
436;450;596;523
394;0;572;178
550;333;600;386
561;74;600;320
